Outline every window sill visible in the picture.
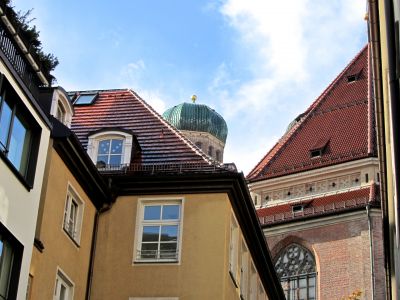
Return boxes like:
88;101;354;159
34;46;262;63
63;228;81;248
133;259;179;265
0;150;33;191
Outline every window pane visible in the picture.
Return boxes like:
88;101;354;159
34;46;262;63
59;284;66;300
8;114;29;173
141;243;158;259
109;154;122;165
0;239;14;297
144;205;161;220
0;100;12;149
142;226;160;242
97;155;108;165
160;242;177;259
111;139;123;154
98;140;110;155
75;94;96;105
162;205;180;220
160;225;178;241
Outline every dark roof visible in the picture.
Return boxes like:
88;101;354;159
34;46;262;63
70;89;225;169
257;183;379;226
247;46;376;181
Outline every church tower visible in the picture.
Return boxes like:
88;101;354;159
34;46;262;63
163;95;228;162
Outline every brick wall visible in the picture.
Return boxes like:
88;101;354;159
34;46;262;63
265;212;385;300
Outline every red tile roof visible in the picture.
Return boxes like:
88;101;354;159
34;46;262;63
247;46;376;181
257;184;379;225
70;89;226;171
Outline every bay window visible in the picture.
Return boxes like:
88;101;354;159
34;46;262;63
0;74;40;188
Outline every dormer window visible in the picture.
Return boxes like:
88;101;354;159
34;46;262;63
292;204;304;213
87;129;139;170
310;138;330;158
50;88;74;128
56;103;66;124
346;68;362;83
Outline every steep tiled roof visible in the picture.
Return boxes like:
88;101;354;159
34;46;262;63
257;184;379;225
70;89;226;170
247;46;376;181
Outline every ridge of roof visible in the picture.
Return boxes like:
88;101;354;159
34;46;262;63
127;89;217;166
247;45;371;181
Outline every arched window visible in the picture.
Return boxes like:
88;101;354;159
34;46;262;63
87;130;135;169
208;146;213;157
274;243;316;300
195;141;202;150
215;150;221;161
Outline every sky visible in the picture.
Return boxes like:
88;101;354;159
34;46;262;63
14;0;367;174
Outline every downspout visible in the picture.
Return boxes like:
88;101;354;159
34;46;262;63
367;203;376;300
85;203;113;300
366;0;393;297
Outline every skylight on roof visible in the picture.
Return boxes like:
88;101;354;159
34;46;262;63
74;93;98;105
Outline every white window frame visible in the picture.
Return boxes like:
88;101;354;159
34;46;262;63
240;240;249;299
87;130;133;168
53;268;74;300
249;262;257;300
62;184;84;245
258;280;266;300
50;89;73;128
229;214;239;284
134;198;184;264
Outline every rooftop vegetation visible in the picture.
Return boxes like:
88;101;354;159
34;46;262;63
1;0;58;84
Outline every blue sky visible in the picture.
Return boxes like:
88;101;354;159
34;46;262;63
14;0;367;173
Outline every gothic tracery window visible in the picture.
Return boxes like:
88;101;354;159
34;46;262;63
274;243;316;300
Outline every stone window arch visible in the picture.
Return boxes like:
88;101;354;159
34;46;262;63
274;243;316;300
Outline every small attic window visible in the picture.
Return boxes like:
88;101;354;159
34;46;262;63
74;93;98;105
310;138;330;158
346;69;362;83
310;149;323;158
292;204;304;213
347;74;358;82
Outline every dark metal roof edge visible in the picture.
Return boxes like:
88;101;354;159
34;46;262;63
51;120;112;209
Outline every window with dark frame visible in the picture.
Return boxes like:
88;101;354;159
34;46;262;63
275;243;317;300
0;74;41;188
0;223;23;300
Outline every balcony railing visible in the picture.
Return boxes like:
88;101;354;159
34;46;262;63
0;19;43;99
135;249;179;261
96;162;237;174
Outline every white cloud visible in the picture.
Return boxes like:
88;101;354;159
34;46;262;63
211;0;366;173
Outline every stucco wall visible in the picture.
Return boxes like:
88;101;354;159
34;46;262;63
29;149;97;300
90;193;239;299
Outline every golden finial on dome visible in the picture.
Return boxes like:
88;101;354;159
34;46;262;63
191;95;197;103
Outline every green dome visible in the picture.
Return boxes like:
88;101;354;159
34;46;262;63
163;102;228;143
